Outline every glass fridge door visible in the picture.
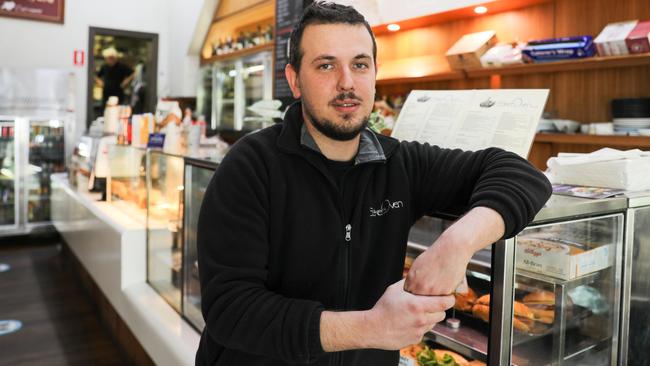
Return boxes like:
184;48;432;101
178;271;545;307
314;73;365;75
182;161;216;330
0;119;17;229
242;51;273;131
147;150;185;311
196;65;214;130
26;119;65;223
215;61;237;130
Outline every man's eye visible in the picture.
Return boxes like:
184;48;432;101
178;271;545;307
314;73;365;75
318;64;334;70
353;63;369;70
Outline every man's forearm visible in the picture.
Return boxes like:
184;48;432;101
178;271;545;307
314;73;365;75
320;310;373;352
439;206;505;258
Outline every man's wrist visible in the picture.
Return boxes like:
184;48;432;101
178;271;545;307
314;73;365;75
320;309;376;352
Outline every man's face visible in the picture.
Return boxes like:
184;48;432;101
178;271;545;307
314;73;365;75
106;56;117;66
286;23;376;141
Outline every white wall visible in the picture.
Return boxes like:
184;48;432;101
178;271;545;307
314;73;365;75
0;0;204;135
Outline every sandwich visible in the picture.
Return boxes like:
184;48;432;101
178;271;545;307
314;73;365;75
522;290;556;324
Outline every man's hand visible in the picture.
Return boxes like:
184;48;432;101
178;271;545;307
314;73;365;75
404;206;505;296
320;280;454;352
404;238;472;296
366;279;454;350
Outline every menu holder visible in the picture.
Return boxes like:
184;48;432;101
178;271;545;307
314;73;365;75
391;89;549;158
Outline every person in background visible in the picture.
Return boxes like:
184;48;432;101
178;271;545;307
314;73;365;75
129;61;147;114
196;2;552;366
95;47;133;111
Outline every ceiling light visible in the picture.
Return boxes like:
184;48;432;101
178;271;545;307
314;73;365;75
474;6;488;14
387;23;400;32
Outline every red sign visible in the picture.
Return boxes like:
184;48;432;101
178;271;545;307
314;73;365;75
73;50;84;66
0;0;65;24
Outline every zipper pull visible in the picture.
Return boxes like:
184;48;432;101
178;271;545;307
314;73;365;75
345;224;351;242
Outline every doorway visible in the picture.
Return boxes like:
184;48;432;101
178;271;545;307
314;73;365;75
86;27;158;128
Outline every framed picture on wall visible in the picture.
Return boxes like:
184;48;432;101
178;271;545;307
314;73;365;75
0;0;65;24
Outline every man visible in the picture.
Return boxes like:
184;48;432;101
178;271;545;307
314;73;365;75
196;2;552;366
95;47;134;110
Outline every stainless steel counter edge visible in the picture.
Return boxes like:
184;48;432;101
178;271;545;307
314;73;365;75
532;194;629;223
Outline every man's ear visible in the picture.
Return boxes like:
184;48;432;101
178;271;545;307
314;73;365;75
285;64;302;99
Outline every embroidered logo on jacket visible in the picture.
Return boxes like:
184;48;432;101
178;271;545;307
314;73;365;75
369;199;404;217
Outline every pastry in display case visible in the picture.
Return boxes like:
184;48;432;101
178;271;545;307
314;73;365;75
107;144;147;223
404;196;624;366
147;150;185;311
182;158;217;330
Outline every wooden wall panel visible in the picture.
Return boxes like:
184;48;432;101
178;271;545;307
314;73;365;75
376;0;650;128
552;66;650;122
554;0;650;37
215;0;269;20
376;3;553;63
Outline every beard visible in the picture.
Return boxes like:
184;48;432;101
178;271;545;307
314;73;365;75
302;92;370;141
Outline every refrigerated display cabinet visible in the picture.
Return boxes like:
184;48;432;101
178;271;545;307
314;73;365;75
406;195;627;365
0;115;73;236
211;51;273;132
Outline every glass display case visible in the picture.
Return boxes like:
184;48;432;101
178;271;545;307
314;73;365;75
107;144;147;223
26;119;65;223
182;158;217;330
147;150;185;311
0;118;17;229
405;195;626;365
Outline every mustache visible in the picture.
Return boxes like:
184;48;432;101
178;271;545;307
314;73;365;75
329;92;363;104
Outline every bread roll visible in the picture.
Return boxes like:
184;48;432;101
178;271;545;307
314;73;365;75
473;295;534;320
523;290;555;306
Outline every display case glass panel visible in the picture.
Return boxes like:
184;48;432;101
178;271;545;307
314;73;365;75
215;61;236;130
242;51;273;131
182;161;216;330
0;119;17;228
406;215;493;364
147;150;185;311
26;120;65;223
108;144;147;224
512;214;623;366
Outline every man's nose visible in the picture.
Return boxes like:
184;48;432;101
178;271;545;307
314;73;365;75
337;67;354;91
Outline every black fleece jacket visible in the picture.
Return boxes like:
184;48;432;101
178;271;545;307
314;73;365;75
196;102;552;366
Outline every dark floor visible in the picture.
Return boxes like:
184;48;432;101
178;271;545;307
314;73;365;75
0;242;126;365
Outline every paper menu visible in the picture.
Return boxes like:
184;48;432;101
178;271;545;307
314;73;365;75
391;89;549;158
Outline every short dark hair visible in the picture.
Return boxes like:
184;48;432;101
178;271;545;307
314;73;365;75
288;1;377;73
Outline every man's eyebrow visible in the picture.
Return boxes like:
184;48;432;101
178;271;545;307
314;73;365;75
353;54;372;60
311;55;337;64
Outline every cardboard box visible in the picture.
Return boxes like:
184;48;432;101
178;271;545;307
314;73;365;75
626;20;650;54
595;20;638;56
446;30;497;70
516;237;614;280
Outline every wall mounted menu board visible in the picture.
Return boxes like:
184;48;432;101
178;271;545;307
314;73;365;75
273;0;312;107
0;0;65;24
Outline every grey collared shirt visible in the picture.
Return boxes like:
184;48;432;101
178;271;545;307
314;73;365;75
300;123;386;165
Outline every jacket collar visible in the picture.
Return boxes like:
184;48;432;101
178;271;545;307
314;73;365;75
277;101;398;164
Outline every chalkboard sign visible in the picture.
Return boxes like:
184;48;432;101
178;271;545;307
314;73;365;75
273;0;313;108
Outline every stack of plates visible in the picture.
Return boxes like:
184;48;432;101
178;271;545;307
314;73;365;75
612;98;650;133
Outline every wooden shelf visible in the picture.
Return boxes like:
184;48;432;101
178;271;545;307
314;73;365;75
376;53;650;86
467;53;650;78
534;133;650;148
201;43;274;65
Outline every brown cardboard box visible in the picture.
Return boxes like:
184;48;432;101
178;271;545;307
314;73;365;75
446;30;497;70
626;20;650;54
